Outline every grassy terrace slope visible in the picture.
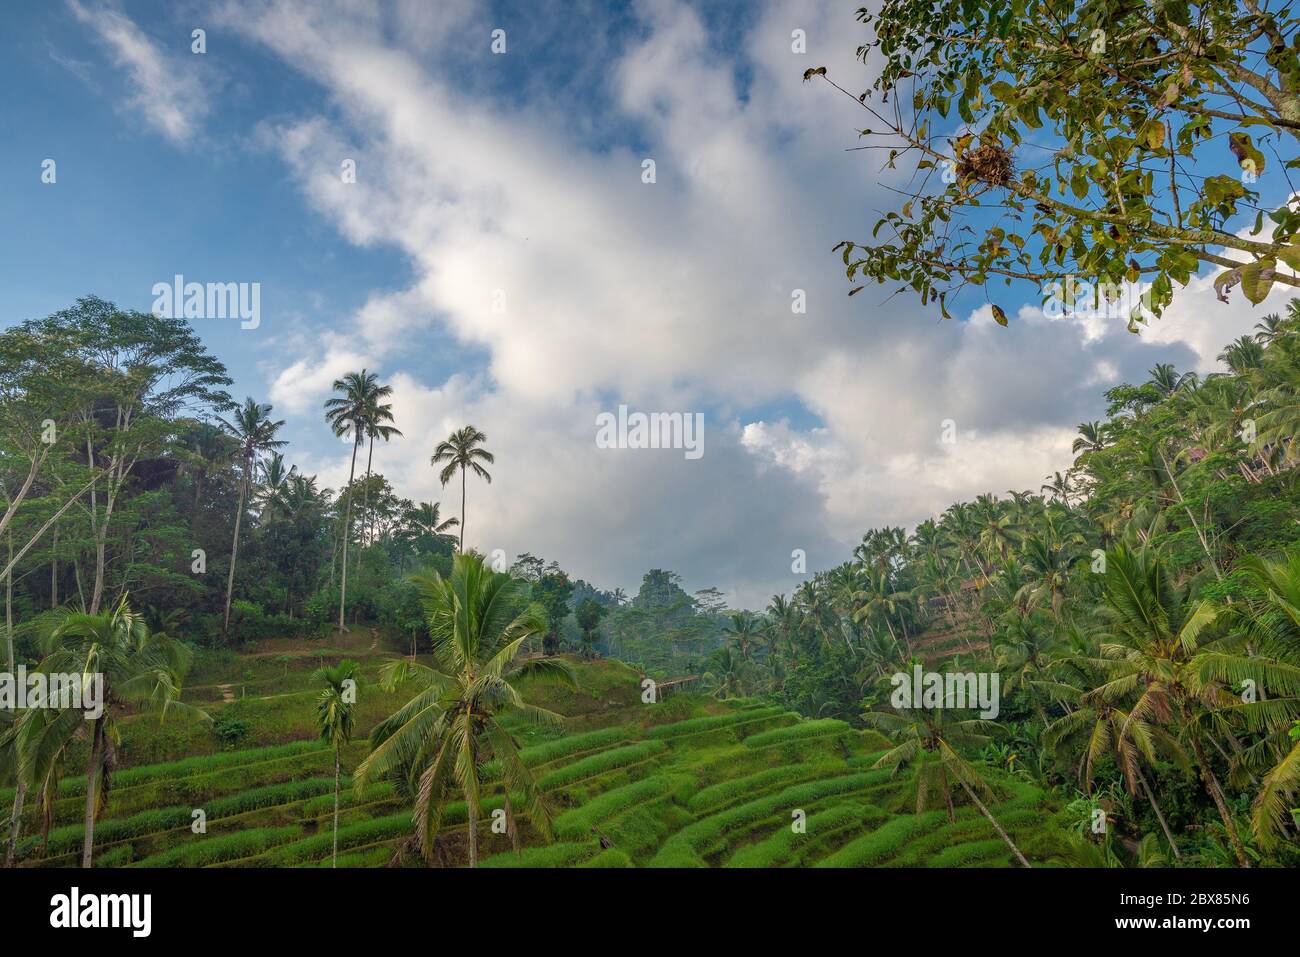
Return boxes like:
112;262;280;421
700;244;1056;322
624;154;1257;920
10;644;1063;868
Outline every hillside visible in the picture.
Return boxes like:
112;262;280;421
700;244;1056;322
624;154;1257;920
5;645;1060;868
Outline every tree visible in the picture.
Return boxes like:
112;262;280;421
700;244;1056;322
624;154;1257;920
325;370;384;631
313;659;358;868
430;426;494;553
723;612;761;660
864;706;1032;867
533;570;574;656
1088;545;1251;866
360;386;401;547
354;553;574;866
20;300;229;615
30;597;203;866
816;1;1300;326
575;598;606;658
218;399;285;636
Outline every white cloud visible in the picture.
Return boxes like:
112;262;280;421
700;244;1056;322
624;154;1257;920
216;0;1285;606
68;0;208;143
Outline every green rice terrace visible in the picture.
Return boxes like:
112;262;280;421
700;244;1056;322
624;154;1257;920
4;639;1063;869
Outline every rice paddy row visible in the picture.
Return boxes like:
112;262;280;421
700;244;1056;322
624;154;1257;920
15;684;1059;868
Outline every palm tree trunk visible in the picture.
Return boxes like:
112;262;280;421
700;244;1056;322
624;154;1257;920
338;440;360;631
1158;448;1223;582
958;778;1031;868
1136;768;1181;860
466;793;478;867
1187;731;1251;867
362;434;375;547
81;718;104;868
459;468;466;553
332;748;340;869
223;462;250;636
50;524;57;608
4;534;23;867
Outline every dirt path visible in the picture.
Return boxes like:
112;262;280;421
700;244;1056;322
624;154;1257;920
216;683;235;703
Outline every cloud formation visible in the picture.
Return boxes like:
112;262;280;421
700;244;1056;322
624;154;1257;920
68;0;209;142
198;0;1282;607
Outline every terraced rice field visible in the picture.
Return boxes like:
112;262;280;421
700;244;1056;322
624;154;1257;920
9;691;1058;868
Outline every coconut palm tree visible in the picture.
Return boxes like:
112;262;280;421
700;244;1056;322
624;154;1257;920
1087;545;1251;866
1147;362;1196;397
430;426;494;553
30;597;203;866
863;706;1032;867
1204;550;1300;849
403;501;458;544
176;420;237;524
218;398;286;636
1072;421;1109;458
723;612;761;660
325;370;383;631
254;452;296;522
313;659;358;868
360;389;401;546
354;553;573;866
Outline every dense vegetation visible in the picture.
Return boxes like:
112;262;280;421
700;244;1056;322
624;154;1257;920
1;295;1299;867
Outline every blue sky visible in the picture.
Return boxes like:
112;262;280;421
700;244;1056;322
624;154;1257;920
1;0;1286;607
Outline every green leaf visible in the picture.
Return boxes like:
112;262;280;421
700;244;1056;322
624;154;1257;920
1241;258;1276;305
1277;245;1300;272
990;304;1009;326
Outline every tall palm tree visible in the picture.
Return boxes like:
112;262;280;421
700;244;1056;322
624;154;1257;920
313;659;358;868
354;553;573;866
31;597;202;866
218;398;286;636
361;388;401;546
325;370;383;631
430;426;494;553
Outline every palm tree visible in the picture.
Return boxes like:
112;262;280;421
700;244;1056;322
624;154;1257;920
863;706;1032;867
313;659;358;868
1253;312;1286;344
254;452;296;522
1147;362;1196;397
176;420;237;523
32;597;202;866
724;612;760;660
1087;545;1251;866
1206;550;1300;849
354;553;573;866
218;398;286;636
325;370;383;631
430;426;494;553
1072;421;1108;458
403;501;459;545
360;388;401;546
